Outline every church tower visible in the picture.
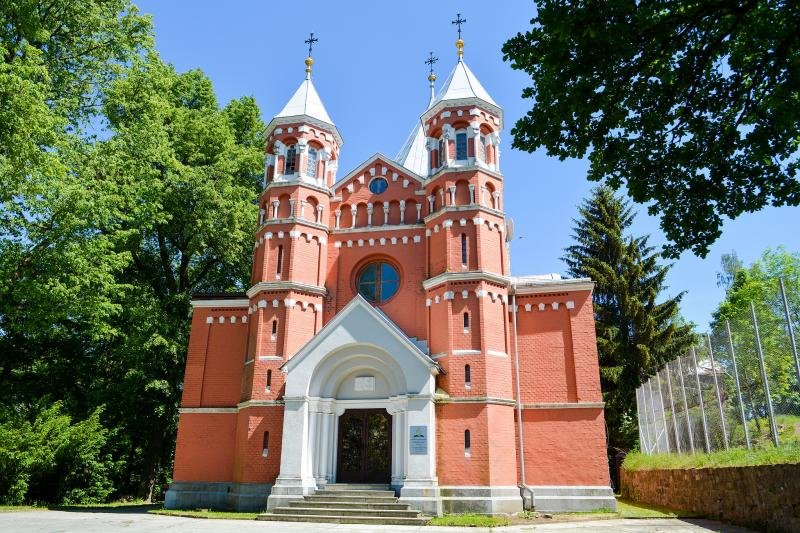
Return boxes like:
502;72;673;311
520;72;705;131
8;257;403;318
421;18;520;512
235;36;339;485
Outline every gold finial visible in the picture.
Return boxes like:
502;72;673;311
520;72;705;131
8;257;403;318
452;13;466;60
304;32;318;79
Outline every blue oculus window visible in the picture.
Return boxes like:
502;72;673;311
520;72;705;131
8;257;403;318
356;261;400;303
369;177;388;194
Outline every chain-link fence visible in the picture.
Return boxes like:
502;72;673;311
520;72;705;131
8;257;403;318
637;278;800;455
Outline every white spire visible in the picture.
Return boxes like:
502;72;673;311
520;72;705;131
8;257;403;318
395;121;428;176
274;78;334;126
431;59;497;108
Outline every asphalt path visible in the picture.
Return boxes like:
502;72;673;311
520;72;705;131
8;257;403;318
0;510;756;533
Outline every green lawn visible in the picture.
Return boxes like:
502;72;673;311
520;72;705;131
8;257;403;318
0;505;42;513
149;508;259;520
428;513;510;527
623;441;800;470
615;499;699;518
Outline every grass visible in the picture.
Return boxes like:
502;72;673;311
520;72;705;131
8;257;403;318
428;513;510;527
623;442;800;470
0;505;43;513
615;499;699;518
149;508;259;520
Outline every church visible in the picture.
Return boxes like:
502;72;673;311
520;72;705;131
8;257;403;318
166;25;615;518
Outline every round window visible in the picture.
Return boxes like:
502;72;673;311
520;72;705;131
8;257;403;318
356;261;400;303
369;177;388;194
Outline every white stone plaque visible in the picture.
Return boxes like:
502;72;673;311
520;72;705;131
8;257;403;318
354;376;375;392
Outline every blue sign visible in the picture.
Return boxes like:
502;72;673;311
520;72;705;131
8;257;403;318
409;425;428;455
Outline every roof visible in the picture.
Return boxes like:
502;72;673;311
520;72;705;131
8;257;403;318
431;59;497;108
394;120;428;177
275;78;334;125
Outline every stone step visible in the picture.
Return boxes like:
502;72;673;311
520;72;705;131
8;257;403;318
312;489;396;497
289;500;411;510
258;513;429;526
274;506;421;518
323;483;390;491
305;494;398;503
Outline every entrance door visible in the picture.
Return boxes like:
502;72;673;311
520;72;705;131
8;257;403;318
336;409;391;483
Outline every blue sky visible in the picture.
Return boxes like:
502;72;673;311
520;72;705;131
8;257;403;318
137;0;798;330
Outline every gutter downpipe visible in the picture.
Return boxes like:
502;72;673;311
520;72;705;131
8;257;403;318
511;292;534;509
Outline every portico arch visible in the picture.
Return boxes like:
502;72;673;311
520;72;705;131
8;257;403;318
267;296;442;515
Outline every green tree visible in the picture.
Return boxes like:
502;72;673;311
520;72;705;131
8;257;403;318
711;247;800;433
503;1;800;258
563;187;695;452
86;55;264;500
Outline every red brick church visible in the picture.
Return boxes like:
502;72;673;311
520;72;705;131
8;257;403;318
166;29;614;517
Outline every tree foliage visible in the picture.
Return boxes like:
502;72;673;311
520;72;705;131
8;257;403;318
503;1;800;258
563;187;695;452
1;1;264;504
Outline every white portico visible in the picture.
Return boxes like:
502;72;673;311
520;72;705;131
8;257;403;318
266;296;442;515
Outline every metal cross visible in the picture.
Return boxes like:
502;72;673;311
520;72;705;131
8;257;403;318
425;52;438;76
451;13;466;39
304;32;318;57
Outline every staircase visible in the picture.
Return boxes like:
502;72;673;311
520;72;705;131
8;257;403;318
258;484;428;525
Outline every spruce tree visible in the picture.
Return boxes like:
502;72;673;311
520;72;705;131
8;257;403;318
563;187;695;453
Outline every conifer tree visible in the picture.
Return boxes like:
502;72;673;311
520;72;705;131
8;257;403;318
563;187;695;452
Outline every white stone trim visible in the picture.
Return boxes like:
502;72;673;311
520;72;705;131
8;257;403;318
178;407;238;414
191;299;249;308
246;281;326;298
452;349;481;355
487;350;508;358
521;402;605;409
422;271;509;291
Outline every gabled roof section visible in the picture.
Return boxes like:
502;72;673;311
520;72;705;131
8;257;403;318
432;59;497;108
282;294;439;374
332;153;425;193
394;120;428;177
275;78;334;125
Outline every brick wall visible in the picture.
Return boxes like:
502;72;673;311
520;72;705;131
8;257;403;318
621;464;800;533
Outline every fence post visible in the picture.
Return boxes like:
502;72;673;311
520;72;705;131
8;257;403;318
647;379;663;453
726;319;751;449
706;333;729;449
665;361;681;453
691;346;712;452
656;371;671;452
750;301;780;447
677;355;695;453
779;277;800;393
635;386;645;453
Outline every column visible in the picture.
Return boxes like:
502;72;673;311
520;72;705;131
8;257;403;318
468;184;475;204
367;204;373;226
334;209;341;229
427;195;435;214
416;203;422;222
399;200;406;225
448;186;456;206
298;200;306;220
350;205;357;228
316;205;323;224
289;198;296;218
383;202;389;225
272;200;279;219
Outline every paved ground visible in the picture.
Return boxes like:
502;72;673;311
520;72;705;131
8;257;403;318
0;510;756;533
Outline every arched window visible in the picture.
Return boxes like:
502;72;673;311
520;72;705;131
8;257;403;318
464;429;471;457
262;431;270;457
461;233;468;265
455;131;468;160
465;364;471;389
266;369;272;392
306;147;318;178
276;245;283;276
356;261;400;304
463;312;470;330
271;319;277;339
437;138;445;168
284;145;297;175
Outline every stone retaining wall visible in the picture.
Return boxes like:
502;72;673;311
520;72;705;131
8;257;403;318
621;463;800;533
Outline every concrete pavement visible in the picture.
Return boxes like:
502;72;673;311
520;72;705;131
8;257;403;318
0;510;756;533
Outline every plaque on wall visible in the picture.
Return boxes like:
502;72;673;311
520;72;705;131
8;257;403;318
409;425;428;455
354;376;375;392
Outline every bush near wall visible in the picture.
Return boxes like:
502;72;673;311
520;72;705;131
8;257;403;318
621;460;800;533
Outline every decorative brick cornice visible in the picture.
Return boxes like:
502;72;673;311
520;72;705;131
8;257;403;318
423;271;509;291
246;281;327;298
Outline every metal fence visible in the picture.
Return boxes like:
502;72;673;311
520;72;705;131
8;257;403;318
636;278;800;454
